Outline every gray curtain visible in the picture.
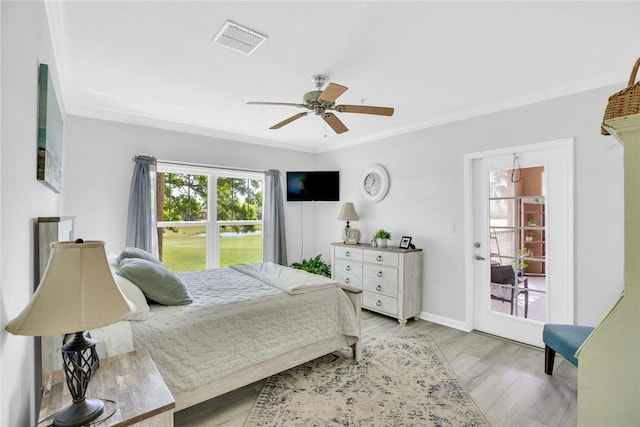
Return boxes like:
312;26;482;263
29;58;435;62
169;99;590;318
263;169;287;265
125;155;159;257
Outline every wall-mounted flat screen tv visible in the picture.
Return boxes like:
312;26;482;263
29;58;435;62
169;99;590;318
286;171;340;201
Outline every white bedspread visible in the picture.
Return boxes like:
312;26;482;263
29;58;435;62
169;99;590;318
131;266;359;397
231;262;339;294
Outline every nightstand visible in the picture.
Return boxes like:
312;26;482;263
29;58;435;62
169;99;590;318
38;348;175;427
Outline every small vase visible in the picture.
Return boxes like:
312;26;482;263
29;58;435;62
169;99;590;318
376;238;388;248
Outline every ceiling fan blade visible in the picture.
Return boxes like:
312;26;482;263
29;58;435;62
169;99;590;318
247;101;305;108
318;83;348;103
322;113;348;134
270;112;308;129
338;105;395;116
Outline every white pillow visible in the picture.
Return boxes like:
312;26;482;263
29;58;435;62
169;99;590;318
113;273;153;321
89;320;134;359
106;251;119;268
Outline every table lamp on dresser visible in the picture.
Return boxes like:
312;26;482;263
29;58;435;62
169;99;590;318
5;239;134;427
338;202;359;242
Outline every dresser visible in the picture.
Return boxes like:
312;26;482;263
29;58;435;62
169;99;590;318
331;243;423;325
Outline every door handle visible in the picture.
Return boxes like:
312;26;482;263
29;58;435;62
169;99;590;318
474;255;486;260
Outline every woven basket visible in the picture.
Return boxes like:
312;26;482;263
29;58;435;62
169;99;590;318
602;58;640;135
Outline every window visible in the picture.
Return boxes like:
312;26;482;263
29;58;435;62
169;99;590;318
156;164;263;272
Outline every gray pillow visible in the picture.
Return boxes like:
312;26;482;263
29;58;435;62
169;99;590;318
117;258;192;306
117;247;163;266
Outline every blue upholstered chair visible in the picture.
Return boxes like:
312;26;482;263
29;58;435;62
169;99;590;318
542;324;595;375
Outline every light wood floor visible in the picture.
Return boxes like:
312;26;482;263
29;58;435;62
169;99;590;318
175;310;577;426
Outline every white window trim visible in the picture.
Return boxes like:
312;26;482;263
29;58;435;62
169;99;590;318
157;162;265;268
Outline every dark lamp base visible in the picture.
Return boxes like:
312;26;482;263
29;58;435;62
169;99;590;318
53;398;104;427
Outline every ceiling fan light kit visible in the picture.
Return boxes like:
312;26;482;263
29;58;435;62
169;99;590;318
248;74;394;135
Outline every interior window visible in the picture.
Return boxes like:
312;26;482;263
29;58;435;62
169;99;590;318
156;166;263;272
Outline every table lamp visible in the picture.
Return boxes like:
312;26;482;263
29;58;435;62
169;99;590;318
5;240;134;427
338;202;359;242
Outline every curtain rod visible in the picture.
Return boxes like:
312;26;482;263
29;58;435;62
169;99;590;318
154;159;265;174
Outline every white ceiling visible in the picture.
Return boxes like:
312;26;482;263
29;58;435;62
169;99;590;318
46;1;640;153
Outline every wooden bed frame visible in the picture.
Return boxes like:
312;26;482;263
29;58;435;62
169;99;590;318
173;284;362;411
40;285;362;412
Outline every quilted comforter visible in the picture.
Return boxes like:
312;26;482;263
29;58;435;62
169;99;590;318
131;266;360;396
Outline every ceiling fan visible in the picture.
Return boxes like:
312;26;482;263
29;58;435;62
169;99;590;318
247;74;394;134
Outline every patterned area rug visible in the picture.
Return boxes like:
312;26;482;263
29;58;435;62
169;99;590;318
244;334;488;426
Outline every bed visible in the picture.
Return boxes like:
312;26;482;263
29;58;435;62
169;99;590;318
93;259;362;412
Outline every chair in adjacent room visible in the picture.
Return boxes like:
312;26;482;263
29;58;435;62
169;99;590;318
490;264;529;318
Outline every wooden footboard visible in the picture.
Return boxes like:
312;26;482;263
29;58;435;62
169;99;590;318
340;284;363;361
174;335;354;411
174;285;362;412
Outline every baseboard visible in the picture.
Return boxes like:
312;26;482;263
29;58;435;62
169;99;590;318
419;311;471;332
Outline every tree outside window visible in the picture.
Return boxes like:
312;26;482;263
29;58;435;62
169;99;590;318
157;170;263;272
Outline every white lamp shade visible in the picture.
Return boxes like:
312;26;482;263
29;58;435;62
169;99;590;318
337;202;359;221
5;240;134;336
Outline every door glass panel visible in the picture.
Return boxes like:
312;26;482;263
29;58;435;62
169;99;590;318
488;166;546;321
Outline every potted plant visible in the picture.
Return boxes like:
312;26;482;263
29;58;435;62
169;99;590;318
291;255;331;277
513;248;531;276
373;229;391;248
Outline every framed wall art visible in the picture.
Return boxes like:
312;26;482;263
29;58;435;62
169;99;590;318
37;63;63;193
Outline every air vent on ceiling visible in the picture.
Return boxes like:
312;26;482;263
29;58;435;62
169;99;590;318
213;21;268;55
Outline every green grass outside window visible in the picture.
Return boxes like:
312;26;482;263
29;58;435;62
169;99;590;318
160;226;262;272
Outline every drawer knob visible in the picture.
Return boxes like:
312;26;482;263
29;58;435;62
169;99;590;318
376;285;382;292
376;255;383;262
346;265;351;271
377;271;383;278
345;278;350;284
345;251;350;257
376;300;382;307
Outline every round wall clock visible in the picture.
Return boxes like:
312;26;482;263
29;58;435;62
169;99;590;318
360;164;390;202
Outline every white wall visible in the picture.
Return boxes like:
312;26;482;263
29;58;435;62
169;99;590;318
65;84;624;329
317;85;624;326
0;2;62;425
63;115;318;260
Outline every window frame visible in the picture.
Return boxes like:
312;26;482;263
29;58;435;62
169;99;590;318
156;162;264;269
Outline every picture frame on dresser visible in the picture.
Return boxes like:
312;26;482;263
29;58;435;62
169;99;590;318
346;229;360;245
399;236;412;249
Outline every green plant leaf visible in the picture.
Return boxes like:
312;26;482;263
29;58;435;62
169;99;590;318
291;255;331;277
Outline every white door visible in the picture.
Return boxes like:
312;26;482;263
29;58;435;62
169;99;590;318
465;139;574;347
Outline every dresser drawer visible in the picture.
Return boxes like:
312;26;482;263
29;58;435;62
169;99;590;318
334;246;363;261
363;264;398;283
363;280;399;299
363;292;398;316
334;271;362;288
334;259;363;288
363;250;399;267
